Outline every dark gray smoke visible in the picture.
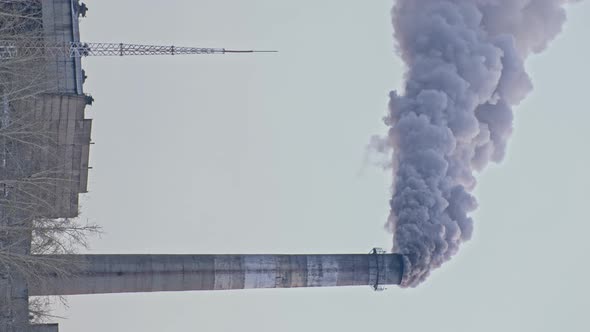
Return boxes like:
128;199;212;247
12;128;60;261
385;0;578;287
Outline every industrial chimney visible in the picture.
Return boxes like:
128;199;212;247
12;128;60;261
30;251;404;296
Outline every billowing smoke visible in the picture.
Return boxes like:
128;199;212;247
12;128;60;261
384;0;579;287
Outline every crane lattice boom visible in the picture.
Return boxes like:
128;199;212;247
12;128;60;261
0;40;276;59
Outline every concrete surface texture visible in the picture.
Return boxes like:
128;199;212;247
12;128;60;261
31;254;404;296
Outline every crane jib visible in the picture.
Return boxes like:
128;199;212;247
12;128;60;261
0;41;276;59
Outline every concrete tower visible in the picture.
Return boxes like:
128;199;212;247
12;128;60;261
30;253;404;296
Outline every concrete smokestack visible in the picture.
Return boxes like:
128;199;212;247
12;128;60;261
29;253;404;296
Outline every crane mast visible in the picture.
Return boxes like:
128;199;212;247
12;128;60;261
0;40;276;59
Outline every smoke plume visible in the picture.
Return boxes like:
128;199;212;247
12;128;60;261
385;0;578;287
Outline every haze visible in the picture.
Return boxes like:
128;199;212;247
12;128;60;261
52;1;590;331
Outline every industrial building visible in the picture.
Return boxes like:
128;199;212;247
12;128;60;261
0;1;91;331
1;0;91;216
35;0;91;218
2;2;399;332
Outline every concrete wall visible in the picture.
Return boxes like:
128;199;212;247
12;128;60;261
30;254;404;296
29;324;59;332
0;200;31;332
0;268;29;332
41;0;84;95
32;94;91;218
11;94;92;218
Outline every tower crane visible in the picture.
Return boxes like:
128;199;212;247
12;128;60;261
0;40;277;59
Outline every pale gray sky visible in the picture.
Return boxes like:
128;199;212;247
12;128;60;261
53;1;590;331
